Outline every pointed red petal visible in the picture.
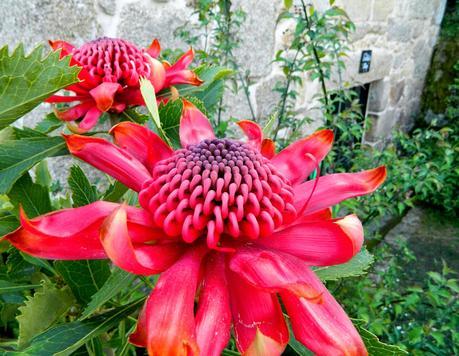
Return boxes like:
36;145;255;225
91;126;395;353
237;120;263;150
133;247;206;355
147;57;166;92
230;246;322;300
54;101;94;121
45;95;89;103
271;130;334;186
48;40;75;58
281;273;367;356
196;253;231;356
228;271;289;355
261;138;276;159
77;107;103;133
64;134;152;191
179;99;215;147
3;202;119;259
89;82;121;112
146;38;161;58
100;206;184;275
293;166;387;214
110;122;172;172
256;214;364;266
164;48;203;87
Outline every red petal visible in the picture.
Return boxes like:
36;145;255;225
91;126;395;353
164;48;203;87
179;99;215;147
89;82;121;112
146;38;161;58
3;202;121;259
54;101;94;121
261;138;276;159
228;270;288;355
237;120;262;150
271;130;334;186
196;253;231;356
230;246;322;300
77;107;103;133
64;134;152;192
294;208;333;224
148;57;166;92
45;95;89;103
100;206;184;275
110;122;172;172
281;274;367;356
256;214;364;266
132;247;206;355
293;166;387;214
48;40;75;58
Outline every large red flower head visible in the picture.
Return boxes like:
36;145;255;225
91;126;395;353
47;38;202;133
4;101;387;355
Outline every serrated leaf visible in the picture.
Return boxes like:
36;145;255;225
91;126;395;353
103;181;129;202
119;107;149;124
0;135;68;194
34;113;63;134
0;45;80;129
8;173;52;218
313;248;374;281
34;160;52;188
54;260;111;304
19;253;56;275
353;319;408;355
158;99;183;149
0;280;40;294
17;283;75;348
81;268;136;319
68;165;97;207
15;299;144;356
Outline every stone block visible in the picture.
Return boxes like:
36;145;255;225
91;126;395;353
405;0;436;20
118;0;193;50
254;74;285;119
390;80;405;105
367;79;390;113
335;0;371;22
0;0;102;49
232;0;282;77
372;0;395;21
97;0;116;16
387;18;412;42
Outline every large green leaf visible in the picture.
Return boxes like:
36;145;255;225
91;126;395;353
158;99;183;149
313;248;374;281
11;299;144;356
17;283;75;348
0;135;68;194
8;173;52;218
68;165;97;207
0;215;19;236
353;320;408;355
54;260;111;304
0;44;80;129
81;268;136;319
0;280;40;294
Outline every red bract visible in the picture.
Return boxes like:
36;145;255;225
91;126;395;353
4;100;387;355
47;38;202;133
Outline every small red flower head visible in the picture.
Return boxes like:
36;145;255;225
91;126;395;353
5;100;387;355
46;37;202;132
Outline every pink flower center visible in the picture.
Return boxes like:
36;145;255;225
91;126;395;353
139;139;297;249
72;37;152;86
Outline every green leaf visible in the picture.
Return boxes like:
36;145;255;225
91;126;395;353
103;181;129;202
54;260;111;304
0;135;68;194
81;268;136;319
284;0;293;9
158;99;183;149
0;44;80;129
313;248;374;281
0;215;19;236
17;283;75;348
119;107;149;125
34;113;63;134
68;165;97;207
16;299;144;356
34;160;52;188
139;77;172;146
19;253;57;275
353;320;408;355
8;173;52;218
0;280;41;294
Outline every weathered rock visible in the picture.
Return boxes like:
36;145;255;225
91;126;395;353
335;0;371;22
97;0;116;16
371;0;395;22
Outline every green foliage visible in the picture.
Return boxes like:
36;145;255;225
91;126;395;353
17;282;75;347
54;261;111;305
0;133;67;194
353;320;408;355
314;248;374;281
335;243;459;355
0;281;40;295
0;44;80;129
81;268;136;319
68;165;97;207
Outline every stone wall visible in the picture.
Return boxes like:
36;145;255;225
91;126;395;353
0;0;447;144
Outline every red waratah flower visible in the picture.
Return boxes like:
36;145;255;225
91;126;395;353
4;100;386;355
46;38;202;133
